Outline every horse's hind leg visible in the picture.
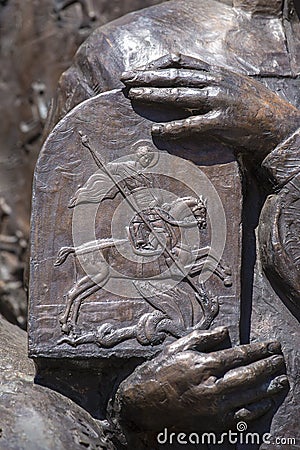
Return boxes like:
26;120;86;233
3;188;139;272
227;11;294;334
60;274;95;333
59;268;108;333
70;272;109;330
60;294;73;333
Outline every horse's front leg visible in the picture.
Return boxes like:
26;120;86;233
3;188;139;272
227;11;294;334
191;248;232;287
215;259;232;286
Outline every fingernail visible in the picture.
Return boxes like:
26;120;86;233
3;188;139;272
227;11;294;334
268;342;281;355
152;124;164;134
215;326;228;333
171;53;181;63
129;88;144;96
277;375;289;388
268;375;289;392
271;355;284;366
121;70;135;81
214;326;228;337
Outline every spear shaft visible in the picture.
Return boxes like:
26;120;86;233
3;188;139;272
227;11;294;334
79;132;203;297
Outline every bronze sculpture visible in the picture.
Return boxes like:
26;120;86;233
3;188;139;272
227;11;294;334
28;0;299;448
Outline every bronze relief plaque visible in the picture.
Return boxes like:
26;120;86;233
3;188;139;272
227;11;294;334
29;90;242;360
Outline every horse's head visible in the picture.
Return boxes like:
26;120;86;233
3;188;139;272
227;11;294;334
162;195;207;230
184;196;207;230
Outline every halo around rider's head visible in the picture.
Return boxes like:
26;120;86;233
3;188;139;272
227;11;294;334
136;145;155;168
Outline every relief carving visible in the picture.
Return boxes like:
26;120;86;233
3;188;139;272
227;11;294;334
55;133;232;347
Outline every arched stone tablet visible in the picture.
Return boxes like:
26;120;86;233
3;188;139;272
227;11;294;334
29;89;242;361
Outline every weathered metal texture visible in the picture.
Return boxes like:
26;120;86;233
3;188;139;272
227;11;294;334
110;56;299;445
233;0;283;15
0;315;113;450
250;129;300;443
250;263;300;446
29;88;242;359
0;0;167;328
284;0;300;75
50;0;300;131
111;329;287;443
27;0;300;446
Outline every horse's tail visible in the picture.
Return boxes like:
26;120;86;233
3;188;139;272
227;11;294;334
54;246;75;266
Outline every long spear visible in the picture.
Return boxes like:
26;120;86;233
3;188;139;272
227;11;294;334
78;131;206;301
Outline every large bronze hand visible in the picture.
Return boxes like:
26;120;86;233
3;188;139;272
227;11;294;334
113;327;288;433
122;53;300;160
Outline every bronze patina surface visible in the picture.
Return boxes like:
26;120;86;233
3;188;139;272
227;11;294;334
26;0;300;447
29;88;241;359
